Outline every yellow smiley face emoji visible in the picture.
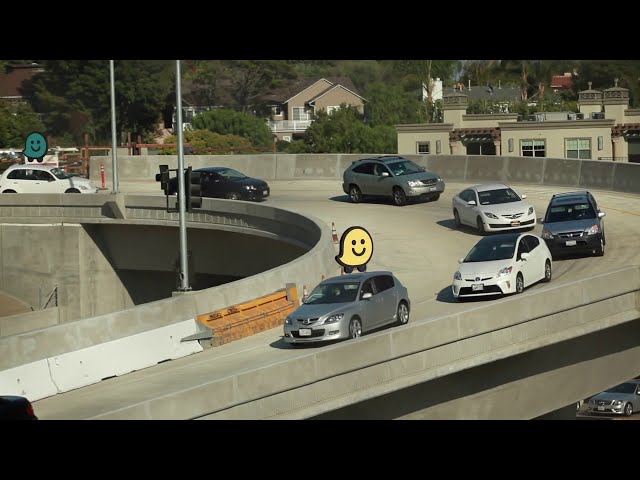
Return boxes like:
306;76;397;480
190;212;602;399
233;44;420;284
336;226;373;271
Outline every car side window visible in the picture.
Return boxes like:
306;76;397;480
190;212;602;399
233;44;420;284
461;190;475;203
7;169;25;180
360;279;375;298
517;238;530;260
524;235;539;250
373;275;394;293
34;170;53;181
352;163;375;175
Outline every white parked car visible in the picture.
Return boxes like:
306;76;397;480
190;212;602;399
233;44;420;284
452;183;536;234
452;232;552;300
0;164;98;194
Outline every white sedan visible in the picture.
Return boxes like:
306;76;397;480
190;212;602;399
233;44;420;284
452;183;536;234
452;232;552;300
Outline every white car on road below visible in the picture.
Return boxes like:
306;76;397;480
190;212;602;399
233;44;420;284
452;183;536;234
0;164;98;194
452;232;552;300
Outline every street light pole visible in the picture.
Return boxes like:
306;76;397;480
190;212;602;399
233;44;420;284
109;60;119;194
175;59;190;291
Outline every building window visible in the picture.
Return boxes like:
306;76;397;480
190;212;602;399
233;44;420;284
508;138;514;153
598;136;603;151
566;138;591;159
436;140;441;154
417;142;430;154
521;139;545;157
292;107;309;121
326;106;340;115
282;136;291;142
272;106;283;116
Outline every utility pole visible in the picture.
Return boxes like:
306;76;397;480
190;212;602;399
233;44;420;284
109;60;119;194
175;59;190;291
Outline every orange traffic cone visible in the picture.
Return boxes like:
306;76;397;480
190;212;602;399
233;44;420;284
302;285;308;300
321;275;325;282
332;223;339;244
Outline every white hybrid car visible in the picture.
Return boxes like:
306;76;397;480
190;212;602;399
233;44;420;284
452;232;552;300
0;164;98;194
452;183;536;234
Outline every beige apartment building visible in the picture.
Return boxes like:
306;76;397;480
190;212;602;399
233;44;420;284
396;80;640;163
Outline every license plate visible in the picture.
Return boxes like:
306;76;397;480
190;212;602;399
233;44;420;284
263;190;268;196
472;284;484;291
598;406;605;411
566;240;577;246
511;221;520;227
429;187;436;191
298;328;311;336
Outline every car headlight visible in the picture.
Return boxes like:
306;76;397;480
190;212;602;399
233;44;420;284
585;224;599;235
613;400;624;405
496;266;513;278
407;180;422;187
437;177;443;182
528;207;534;215
541;229;554;239
454;271;462;281
246;185;256;190
484;212;499;219
324;313;344;324
285;316;292;325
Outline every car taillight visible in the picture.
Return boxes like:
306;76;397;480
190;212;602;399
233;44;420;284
26;402;35;416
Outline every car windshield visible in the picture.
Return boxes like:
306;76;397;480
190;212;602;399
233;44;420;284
477;188;521;205
604;382;636;394
50;168;72;179
464;238;517;262
303;282;360;304
546;202;596;222
217;168;247;179
387;160;423;176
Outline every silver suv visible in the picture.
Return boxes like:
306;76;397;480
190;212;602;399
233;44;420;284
342;155;445;206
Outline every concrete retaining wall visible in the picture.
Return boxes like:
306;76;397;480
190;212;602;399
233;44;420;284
0;307;58;337
91;154;640;195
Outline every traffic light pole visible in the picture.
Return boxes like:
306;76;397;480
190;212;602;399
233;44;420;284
175;59;190;292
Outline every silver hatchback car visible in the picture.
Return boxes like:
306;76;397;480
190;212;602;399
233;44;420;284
283;271;410;345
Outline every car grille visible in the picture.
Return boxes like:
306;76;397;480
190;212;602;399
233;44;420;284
488;219;535;228
459;285;503;295
297;317;319;325
291;329;325;338
501;213;524;219
558;231;584;239
464;276;493;282
421;179;437;186
595;400;613;406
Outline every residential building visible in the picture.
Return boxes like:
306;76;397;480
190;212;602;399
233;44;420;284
0;63;44;103
261;77;366;141
396;79;640;163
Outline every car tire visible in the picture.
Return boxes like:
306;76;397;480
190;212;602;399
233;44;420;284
65;188;80;193
396;301;409;326
595;237;605;256
515;273;524;294
349;317;362;339
226;192;240;200
624;402;633;416
2;190;16;193
453;209;461;227
431;193;440;201
476;217;486;235
349;185;362;203
542;259;552;283
392;187;407;207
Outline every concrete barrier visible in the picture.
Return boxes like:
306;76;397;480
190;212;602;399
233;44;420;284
91;154;640;196
0;307;59;337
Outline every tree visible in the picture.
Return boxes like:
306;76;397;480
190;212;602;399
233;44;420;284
191;108;274;147
160;129;260;155
363;82;427;127
183;60;227;107
0;101;44;148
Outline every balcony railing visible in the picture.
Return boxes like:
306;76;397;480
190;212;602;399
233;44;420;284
267;119;313;133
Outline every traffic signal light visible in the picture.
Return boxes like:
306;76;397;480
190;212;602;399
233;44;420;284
155;164;170;194
184;166;202;212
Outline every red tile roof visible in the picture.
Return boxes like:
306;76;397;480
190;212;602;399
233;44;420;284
0;65;43;98
551;75;573;89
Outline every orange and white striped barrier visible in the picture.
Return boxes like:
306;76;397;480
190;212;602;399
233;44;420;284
332;223;339;244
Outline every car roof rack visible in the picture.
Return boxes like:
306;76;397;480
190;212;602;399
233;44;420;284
551;190;590;199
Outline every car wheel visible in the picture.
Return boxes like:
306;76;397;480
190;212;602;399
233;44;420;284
392;187;407;206
349;318;362;339
543;259;552;283
226;192;240;200
595;237;605;256
453;209;461;227
515;273;524;294
396;301;409;326
624;402;633;416
349;185;362;203
476;217;486;235
431;193;440;201
65;188;80;193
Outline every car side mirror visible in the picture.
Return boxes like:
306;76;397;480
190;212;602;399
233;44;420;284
419;166;425;171
458;257;464;264
520;252;529;261
361;292;372;300
381;172;389;177
49;177;55;182
521;194;527;199
467;200;476;206
598;211;606;218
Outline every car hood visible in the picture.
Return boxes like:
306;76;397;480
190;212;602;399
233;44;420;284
591;392;632;402
477;201;533;216
458;259;513;277
230;177;268;187
291;302;355;319
396;171;440;182
543;219;598;234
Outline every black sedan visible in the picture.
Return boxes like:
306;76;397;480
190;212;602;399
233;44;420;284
168;167;270;201
0;395;38;420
